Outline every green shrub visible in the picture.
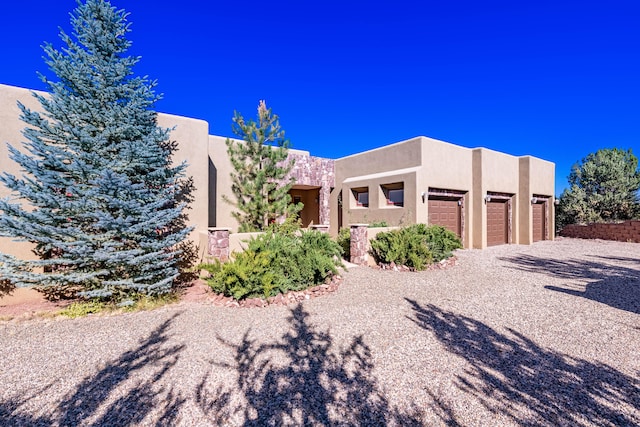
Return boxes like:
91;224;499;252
336;227;351;260
58;293;178;318
370;224;461;270
370;226;432;270
420;224;463;262
368;221;389;228
200;229;343;300
59;300;107;318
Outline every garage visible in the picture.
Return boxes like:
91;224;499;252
428;198;462;238
532;201;546;242
486;199;509;246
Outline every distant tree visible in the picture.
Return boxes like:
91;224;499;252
224;101;301;232
0;0;191;301
556;148;640;229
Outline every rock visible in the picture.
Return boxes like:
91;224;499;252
204;276;345;308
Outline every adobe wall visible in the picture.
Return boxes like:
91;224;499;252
332;135;556;248
420;137;474;192
332;138;423;234
560;221;640;243
335;137;423;179
420;137;474;247
208;135;237;230
0;83;210;260
339;169;419;231
471;147;521;248
0;84;43;260
518;156;556;244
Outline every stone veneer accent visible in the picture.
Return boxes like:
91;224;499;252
208;228;230;262
560;220;640;243
350;224;369;266
285;152;335;226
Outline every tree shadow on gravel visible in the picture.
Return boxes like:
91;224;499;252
407;299;640;426
499;253;640;314
0;313;186;426
196;304;422;426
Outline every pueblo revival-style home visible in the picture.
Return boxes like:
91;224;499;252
0;83;555;263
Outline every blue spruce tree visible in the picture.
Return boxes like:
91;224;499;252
0;0;191;301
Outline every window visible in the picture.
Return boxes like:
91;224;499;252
352;187;369;207
382;182;404;207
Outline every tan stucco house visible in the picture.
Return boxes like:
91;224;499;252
0;83;555;263
331;136;556;248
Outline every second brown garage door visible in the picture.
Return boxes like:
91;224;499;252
487;200;508;246
428;198;461;238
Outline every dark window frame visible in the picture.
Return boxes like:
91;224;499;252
352;187;369;208
381;182;404;207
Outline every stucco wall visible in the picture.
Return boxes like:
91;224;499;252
335;137;423;180
332;138;423;234
340;169;418;229
420;137;474;192
471;148;521;248
0;84;43;260
0;83;209;261
208;135;237;231
518;156;556;244
420;137;474;246
334;137;555;249
157;113;209;245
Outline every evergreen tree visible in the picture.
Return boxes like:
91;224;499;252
224;101;301;232
556;148;640;229
0;0;191;301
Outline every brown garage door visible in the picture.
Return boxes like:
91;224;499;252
428;198;461;238
532;202;545;242
487;200;508;246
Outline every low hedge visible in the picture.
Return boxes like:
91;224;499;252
370;224;462;270
200;227;343;300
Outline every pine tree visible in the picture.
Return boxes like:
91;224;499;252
0;0;191;301
556;148;640;229
224;101;301;232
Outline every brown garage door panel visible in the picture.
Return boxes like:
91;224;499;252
487;200;508;246
428;198;461;238
532;203;545;242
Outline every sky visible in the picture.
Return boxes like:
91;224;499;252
1;0;639;195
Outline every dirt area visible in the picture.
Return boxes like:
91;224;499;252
0;280;213;321
0;288;70;320
0;268;351;320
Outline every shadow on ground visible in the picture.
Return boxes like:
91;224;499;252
197;304;422;425
407;299;640;426
499;253;640;314
0;313;186;426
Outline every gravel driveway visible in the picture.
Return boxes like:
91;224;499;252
1;238;639;426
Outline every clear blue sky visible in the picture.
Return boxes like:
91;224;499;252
2;0;639;195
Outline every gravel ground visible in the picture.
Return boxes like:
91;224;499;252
1;238;639;426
